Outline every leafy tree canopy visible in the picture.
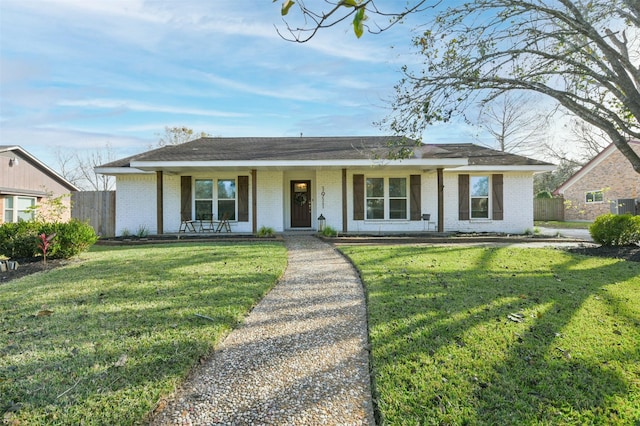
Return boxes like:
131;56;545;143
278;0;640;173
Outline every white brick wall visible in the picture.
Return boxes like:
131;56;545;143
256;170;284;232
114;169;536;235
315;169;343;231
443;172;534;233
116;174;157;236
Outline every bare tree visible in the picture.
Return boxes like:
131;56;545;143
55;144;116;191
473;92;550;156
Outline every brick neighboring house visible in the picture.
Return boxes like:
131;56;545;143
554;141;640;221
0;146;79;223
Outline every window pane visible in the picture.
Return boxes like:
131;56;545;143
366;199;384;219
366;178;384;197
4;210;13;222
218;200;236;220
195;180;213;199
17;197;34;210
5;197;13;208
218;179;236;199
594;191;603;202
471;198;489;218
389;199;407;219
389;178;406;197
471;176;489;197
195;200;212;218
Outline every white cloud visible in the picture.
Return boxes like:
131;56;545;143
57;99;248;118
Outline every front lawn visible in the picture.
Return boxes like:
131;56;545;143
0;242;287;425
341;245;640;425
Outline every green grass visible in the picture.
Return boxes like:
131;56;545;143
341;245;640;425
0;242;287;425
535;220;592;229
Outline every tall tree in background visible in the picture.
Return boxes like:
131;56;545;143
473;92;549;156
55;144;116;191
278;0;640;173
154;126;209;148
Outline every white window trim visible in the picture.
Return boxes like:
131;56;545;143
365;176;409;221
585;190;604;204
470;175;491;220
3;195;36;223
193;178;238;220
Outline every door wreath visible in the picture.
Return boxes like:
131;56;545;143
295;193;308;206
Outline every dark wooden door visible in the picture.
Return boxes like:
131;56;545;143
291;180;311;228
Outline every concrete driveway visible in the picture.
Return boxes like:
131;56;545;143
537;227;593;242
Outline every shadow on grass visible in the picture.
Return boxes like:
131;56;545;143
0;242;287;424
341;245;640;425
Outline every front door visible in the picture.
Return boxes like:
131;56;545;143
291;180;311;228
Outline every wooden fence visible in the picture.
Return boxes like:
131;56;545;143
71;191;115;237
533;197;565;221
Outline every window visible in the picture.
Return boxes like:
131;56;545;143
365;177;407;220
470;176;489;219
194;179;213;219
217;179;236;220
3;196;35;222
585;190;604;203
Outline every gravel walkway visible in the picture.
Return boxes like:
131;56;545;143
150;234;375;425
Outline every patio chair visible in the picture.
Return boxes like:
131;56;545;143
216;212;231;232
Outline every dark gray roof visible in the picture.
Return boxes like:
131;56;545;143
99;136;552;168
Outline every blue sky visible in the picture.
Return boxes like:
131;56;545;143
0;0;477;167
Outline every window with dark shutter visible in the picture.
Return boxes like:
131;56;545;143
458;174;470;220
353;174;364;220
410;175;421;221
180;176;192;221
492;174;504;220
238;176;249;222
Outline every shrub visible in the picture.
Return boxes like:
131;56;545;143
535;191;553;199
321;225;338;237
589;214;640;246
256;226;275;238
0;220;98;259
0;221;39;258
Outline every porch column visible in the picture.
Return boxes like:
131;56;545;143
437;168;444;233
156;171;164;234
252;169;257;234
342;168;347;233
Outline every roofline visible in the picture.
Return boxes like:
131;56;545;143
444;165;556;172
128;158;470;170
553;143;620;195
1;145;80;191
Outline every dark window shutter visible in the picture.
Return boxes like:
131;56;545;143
410;175;421;221
180;176;192;221
353;174;364;220
458;174;470;220
492;174;504;220
238;176;249;222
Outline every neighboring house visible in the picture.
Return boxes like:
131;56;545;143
95;137;554;236
0;145;79;223
554;141;640;221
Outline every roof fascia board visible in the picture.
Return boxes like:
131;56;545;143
444;165;556;172
94;167;154;175
129;159;470;170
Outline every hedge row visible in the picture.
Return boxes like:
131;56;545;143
0;220;98;259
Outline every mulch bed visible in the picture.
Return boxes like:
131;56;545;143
2;243;638;285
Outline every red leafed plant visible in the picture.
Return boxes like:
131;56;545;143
37;232;56;264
